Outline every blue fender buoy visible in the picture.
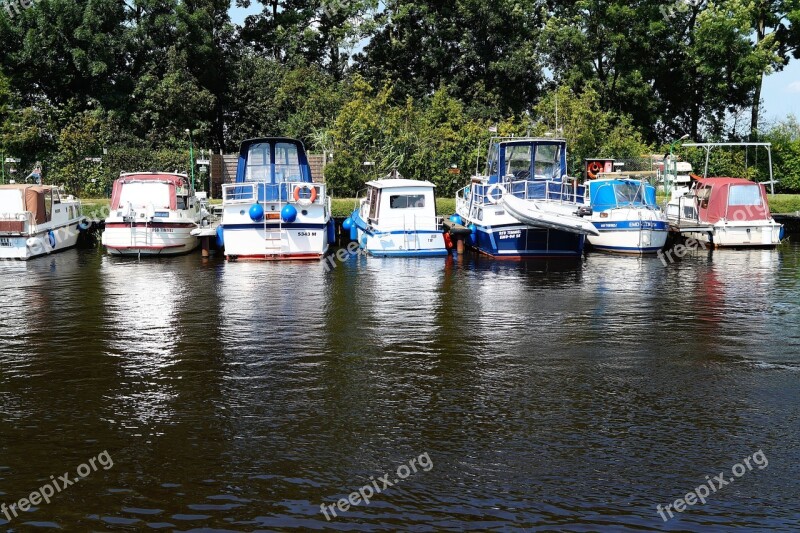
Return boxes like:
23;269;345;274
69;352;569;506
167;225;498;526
281;204;298;223
216;226;225;248
350;223;358;242
48;230;56;248
467;223;477;245
327;220;336;244
342;217;353;231
449;214;463;226
249;203;264;222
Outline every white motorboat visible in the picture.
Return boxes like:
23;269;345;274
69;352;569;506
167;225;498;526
102;172;204;256
0;184;82;260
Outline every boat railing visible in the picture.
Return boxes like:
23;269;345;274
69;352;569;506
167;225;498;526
223;181;327;205
459;178;585;207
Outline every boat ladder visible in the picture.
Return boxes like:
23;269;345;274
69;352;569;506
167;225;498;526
262;184;288;255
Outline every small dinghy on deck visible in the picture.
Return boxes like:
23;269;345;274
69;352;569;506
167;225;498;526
502;194;599;236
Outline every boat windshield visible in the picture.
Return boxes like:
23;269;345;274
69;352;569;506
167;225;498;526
614;182;645;204
729;184;763;206
534;144;561;180
275;142;302;182
245;143;272;182
119;182;171;209
506;145;532;179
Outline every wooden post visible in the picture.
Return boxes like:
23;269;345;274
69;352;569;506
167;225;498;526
456;235;465;254
201;236;210;257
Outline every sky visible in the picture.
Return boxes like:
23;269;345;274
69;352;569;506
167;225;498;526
228;3;800;124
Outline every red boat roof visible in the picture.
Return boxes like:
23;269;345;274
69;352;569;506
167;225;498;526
695;176;761;186
115;173;188;185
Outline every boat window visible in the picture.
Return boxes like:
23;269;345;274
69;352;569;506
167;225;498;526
389;194;425;209
614;182;644;204
534;144;560;179
729;184;763;206
275;143;302;182
368;187;381;220
486;144;500;175
505;145;532;179
245;143;272;182
119;182;171;209
697;185;712;208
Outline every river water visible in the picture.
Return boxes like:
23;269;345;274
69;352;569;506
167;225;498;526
1;241;799;531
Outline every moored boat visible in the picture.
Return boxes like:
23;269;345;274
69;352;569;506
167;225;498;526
584;177;668;254
666;175;783;247
0;184;82;260
345;176;449;257
455;137;595;258
218;137;333;260
101;172;204;256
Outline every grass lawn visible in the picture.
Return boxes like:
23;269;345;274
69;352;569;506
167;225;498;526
79;197;457;218
768;194;800;214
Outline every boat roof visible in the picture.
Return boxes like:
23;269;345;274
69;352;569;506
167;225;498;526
238;137;307;154
365;178;436;189
492;137;567;146
116;173;188;184
0;184;56;192
695;176;763;186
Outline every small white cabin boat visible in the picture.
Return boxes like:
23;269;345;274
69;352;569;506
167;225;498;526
345;177;449;257
0;184;82;260
101;173;204;256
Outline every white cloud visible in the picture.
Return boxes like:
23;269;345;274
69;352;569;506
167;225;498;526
786;81;800;94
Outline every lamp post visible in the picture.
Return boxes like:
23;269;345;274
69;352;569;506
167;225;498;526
185;128;195;191
666;134;689;195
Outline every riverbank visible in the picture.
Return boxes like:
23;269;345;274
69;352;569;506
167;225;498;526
79;197;460;218
80;195;800;219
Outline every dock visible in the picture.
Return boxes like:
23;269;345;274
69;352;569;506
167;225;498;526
774;213;800;233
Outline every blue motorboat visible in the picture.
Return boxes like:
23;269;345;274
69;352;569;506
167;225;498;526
454;137;597;258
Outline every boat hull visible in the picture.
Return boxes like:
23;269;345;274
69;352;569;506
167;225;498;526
588;219;669;254
221;223;330;260
351;212;448;257
682;221;783;248
0;222;81;260
469;223;586;258
102;223;199;256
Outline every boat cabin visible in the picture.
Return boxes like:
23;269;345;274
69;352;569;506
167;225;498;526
0;185;77;232
670;177;772;223
484;138;568;184
468;138;582;205
231;137;320;203
362;179;439;230
587;179;658;212
110;173;194;218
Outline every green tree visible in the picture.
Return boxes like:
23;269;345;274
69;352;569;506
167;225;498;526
357;0;546;119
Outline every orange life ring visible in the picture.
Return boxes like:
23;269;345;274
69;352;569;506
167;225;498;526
293;185;317;205
587;161;602;179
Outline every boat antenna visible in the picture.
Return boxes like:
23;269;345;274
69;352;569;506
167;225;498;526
555;92;559;134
